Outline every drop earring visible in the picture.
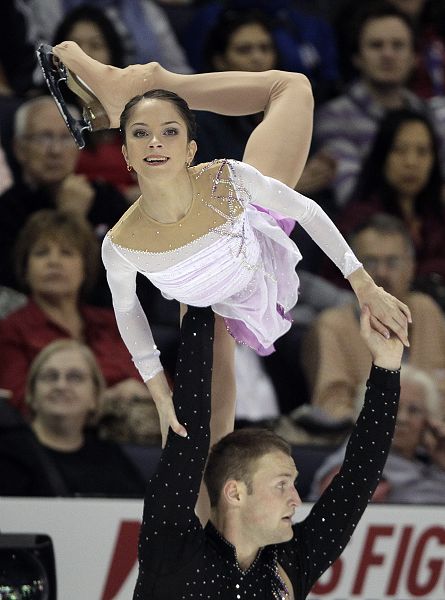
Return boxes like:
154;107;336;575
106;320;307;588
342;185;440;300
127;164;133;172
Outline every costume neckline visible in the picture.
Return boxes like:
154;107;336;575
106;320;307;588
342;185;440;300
137;169;196;227
205;521;267;574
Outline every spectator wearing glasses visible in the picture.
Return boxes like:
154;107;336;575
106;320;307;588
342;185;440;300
309;364;445;504
0;339;145;497
338;108;445;282
303;214;445;420
0;95;129;295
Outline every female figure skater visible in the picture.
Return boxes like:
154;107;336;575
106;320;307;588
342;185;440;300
43;42;410;449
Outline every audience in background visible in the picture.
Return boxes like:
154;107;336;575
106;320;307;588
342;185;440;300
303;214;445;420
27;0;192;73
0;2;443;493
339;109;445;282
0;1;37;95
181;0;339;103
0;210;151;417
194;10;278;164
0;340;145;497
0;96;129;300
0;287;26;320
52;6;139;201
309;365;445;504
388;0;445;98
308;2;426;208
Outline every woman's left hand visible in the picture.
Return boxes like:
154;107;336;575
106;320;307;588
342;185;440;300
348;267;412;347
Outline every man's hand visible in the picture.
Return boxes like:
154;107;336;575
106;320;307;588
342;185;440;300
360;305;404;370
55;174;95;217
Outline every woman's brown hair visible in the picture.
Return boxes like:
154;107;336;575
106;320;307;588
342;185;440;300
14;209;100;297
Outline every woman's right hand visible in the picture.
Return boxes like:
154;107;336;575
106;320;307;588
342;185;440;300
146;371;187;447
154;392;188;447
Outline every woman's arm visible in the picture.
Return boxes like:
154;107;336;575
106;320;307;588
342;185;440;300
101;238;165;384
236;160;411;345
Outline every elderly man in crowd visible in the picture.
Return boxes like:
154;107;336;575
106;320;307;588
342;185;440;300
0;95;129;297
303;213;445;420
309;364;445;504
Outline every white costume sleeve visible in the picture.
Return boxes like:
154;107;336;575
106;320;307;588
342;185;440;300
102;235;163;382
233;160;362;278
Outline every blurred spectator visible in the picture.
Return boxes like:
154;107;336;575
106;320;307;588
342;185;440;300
181;0;339;103
0;339;145;497
386;0;445;98
303;214;445;419
28;0;192;72
338;109;445;282
0;210;151;416
0;1;37;95
194;10;278;164
309;365;445;504
0;141;12;195
310;2;427;208
262;271;353;416
52;5;140;201
0;96;129;299
334;0;445;98
98;393;161;447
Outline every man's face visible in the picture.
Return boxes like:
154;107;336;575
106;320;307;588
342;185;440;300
240;451;301;547
354;17;415;88
392;379;428;459
352;229;414;299
14;101;79;187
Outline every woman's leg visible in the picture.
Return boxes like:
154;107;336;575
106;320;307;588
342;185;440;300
53;42;313;187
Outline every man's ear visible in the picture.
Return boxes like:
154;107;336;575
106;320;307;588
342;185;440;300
222;479;245;506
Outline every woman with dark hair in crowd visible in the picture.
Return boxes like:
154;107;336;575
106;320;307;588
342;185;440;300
339;108;445;280
52;5;125;69
194;10;279;164
52;6;138;200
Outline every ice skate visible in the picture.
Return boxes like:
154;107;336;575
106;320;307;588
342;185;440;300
37;43;98;148
51;41;158;129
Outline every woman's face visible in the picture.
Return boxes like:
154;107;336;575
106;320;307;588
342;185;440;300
32;348;96;423
26;236;85;300
384;121;434;198
215;23;277;72
67;20;111;64
122;98;196;181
